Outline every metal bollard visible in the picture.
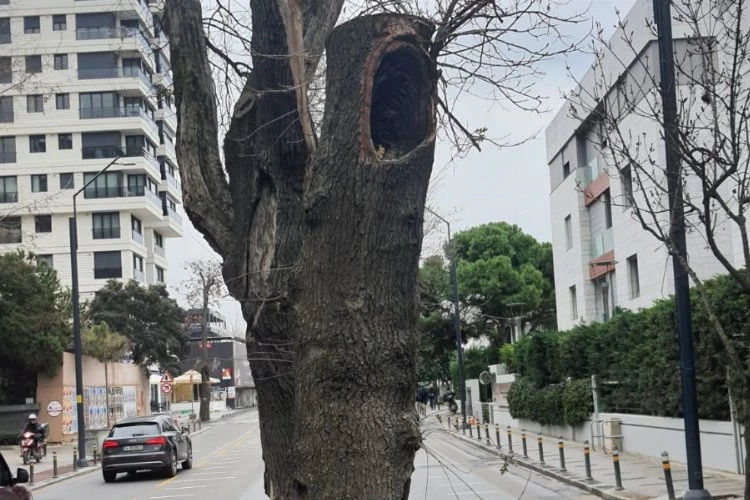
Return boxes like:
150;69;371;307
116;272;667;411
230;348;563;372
613;450;623;490
468;418;473;438
52;451;59;478
476;421;482;441
91;445;97;465
29;464;34;484
558;439;566;472
199;420;202;430
521;430;528;458
73;448;78;471
461;417;466;435
484;423;490;444
447;416;451;429
537;434;545;464
583;441;593;481
506;426;513;454
661;452;676;499
495;424;502;449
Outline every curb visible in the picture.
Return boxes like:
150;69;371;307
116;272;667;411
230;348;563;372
446;430;632;500
29;464;99;491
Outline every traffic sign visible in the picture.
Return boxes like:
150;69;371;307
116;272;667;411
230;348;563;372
161;372;173;384
160;382;173;394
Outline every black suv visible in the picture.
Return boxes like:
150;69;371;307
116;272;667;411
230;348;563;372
100;415;193;483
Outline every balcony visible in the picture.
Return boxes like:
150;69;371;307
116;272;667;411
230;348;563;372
583;157;603;185
0;152;15;164
83;185;162;208
153;71;172;90
132;230;145;245
92;227;121;239
0;111;12;123
134;267;146;283
80;106;143;120
0;191;18;203
78;66;152;87
75;27;151;54
167;206;182;225
590;227;614;259
154;245;165;258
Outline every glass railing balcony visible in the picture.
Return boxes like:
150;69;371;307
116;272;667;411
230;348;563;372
78;66;151;86
79;106;142;119
590;227;614;259
0;152;16;163
167;206;182;225
75;27;150;51
92;227;121;239
132;230;144;245
0;191;18;203
154;245;166;258
133;268;145;283
145;187;162;208
583;157;603;185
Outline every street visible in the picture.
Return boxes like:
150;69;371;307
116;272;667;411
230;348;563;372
32;412;265;500
30;410;595;500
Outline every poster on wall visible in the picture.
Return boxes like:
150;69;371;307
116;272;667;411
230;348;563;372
123;386;137;418
62;387;77;435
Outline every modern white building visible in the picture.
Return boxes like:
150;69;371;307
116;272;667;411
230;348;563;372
546;0;743;331
0;0;182;296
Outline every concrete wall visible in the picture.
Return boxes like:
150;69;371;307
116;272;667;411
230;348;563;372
36;352;149;443
491;405;746;474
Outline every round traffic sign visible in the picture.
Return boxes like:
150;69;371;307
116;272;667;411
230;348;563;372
160;382;173;394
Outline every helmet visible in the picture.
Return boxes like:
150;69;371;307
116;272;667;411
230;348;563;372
28;413;37;421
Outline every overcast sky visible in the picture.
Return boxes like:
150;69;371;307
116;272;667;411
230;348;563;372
166;0;638;330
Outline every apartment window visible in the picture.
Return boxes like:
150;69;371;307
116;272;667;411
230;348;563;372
0;136;16;163
31;174;48;193
24;16;40;34
55;93;70;110
25;55;42;73
79;92;118;119
0;176;17;203
562;161;570;179
133;253;144;272
60;173;74;189
604;191;613;229
29;134;46;153
628;254;640;299
154;231;164;248
54;54;68;70
621;166;633;208
0;57;10;83
156;266;165;283
36;254;53;269
0;18;10;44
27;95;44;113
58;133;73;150
84;171;121;198
0;216;21;243
131;215;142;235
564;215;573;250
53;15;67;31
0;96;12;123
569;285;578;320
94;251;122;279
92;212;120;239
34;214;51;233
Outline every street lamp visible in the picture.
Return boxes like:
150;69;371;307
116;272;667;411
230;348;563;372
425;207;466;426
69;156;133;468
652;1;710;498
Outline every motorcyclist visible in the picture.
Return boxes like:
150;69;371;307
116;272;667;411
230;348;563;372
20;415;43;450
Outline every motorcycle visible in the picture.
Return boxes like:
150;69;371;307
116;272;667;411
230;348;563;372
20;432;45;465
442;392;459;414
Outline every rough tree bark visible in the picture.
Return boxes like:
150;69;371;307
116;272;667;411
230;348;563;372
167;2;436;498
291;15;437;499
199;290;210;423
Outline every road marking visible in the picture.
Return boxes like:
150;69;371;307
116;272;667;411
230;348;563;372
166;486;207;490
171;476;238;481
150;495;195;499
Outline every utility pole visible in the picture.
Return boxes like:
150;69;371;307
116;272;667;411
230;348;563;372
652;1;710;498
426;208;466;426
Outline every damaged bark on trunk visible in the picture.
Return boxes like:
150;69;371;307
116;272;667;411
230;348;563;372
167;2;437;498
291;16;437;499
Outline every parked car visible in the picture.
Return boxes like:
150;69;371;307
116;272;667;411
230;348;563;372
100;415;192;483
0;451;31;500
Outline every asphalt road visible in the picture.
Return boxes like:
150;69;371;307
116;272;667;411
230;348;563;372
409;419;598;500
33;412;265;500
32;411;594;500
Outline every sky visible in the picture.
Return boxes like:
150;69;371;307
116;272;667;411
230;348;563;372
166;0;638;330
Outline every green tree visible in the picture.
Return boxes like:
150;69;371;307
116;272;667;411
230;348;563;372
87;280;186;373
453;222;556;332
82;322;130;428
0;251;70;404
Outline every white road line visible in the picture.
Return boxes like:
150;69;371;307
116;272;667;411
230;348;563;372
150;495;195;499
166;486;207;490
172;476;238;482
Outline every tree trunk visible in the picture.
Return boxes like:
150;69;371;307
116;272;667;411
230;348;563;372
291;15;437;499
199;363;211;422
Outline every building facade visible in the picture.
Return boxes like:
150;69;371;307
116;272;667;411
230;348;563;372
0;0;182;295
546;0;743;330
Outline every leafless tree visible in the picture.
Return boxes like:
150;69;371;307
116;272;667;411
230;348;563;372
165;0;582;497
566;1;749;492
181;259;226;422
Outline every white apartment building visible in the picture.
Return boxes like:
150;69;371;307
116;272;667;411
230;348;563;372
546;0;744;331
0;0;182;296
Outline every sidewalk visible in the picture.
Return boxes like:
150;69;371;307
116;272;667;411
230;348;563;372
433;412;745;499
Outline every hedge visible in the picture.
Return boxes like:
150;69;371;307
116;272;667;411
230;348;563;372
509;273;749;422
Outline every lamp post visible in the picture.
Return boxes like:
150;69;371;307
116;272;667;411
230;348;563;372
425;208;466;426
652;1;710;498
69;156;131;468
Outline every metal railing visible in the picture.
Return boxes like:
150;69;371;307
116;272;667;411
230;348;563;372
92;227;121;239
